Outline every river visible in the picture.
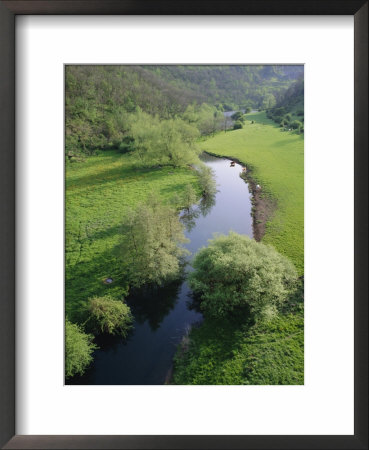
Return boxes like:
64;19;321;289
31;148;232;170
69;153;253;385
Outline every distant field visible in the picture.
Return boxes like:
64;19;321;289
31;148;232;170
201;112;304;274
65;151;199;320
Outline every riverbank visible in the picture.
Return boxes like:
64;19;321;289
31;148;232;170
200;111;304;275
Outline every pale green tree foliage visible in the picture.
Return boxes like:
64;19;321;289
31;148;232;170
130;109;200;167
183;103;223;135
196;164;217;198
87;296;133;336
120;195;189;287
182;184;198;211
189;232;298;321
65;319;97;378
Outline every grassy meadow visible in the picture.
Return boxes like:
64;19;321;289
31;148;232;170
173;290;304;385
65;151;199;321
201;111;304;274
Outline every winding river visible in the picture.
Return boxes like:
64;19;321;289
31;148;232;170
70;154;253;385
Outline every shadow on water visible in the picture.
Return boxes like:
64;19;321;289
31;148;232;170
127;278;185;331
67;153;253;385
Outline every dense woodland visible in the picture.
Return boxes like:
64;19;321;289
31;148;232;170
65;65;303;157
65;65;304;384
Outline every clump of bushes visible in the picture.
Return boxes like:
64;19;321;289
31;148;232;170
189;232;298;322
65;319;97;378
87;296;133;336
233;121;243;130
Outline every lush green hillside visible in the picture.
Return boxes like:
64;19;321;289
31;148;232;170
65;151;199;321
266;77;304;129
65;65;303;157
201;111;304;274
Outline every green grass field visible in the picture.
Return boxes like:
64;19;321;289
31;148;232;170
65;151;199;321
201;112;304;274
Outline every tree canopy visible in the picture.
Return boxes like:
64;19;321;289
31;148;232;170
189;232;298;321
65;319;97;378
87;296;133;336
120;195;189;287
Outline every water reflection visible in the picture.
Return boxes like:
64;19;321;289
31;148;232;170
128;278;184;331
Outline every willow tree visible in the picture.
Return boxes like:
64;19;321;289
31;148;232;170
65;319;97;378
189;232;298;322
120;195;189;287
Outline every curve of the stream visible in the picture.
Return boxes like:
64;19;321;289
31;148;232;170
69;153;253;385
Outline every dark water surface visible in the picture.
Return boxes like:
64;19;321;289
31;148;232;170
70;154;253;385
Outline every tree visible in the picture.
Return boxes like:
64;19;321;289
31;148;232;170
87;296;133;336
196;164;217;198
182;184;198;211
189;232;298;322
120;195;189;287
231;111;244;121
233;121;243;130
65;319;97;378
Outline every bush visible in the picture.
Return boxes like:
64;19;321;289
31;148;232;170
290;120;303;130
87;296;133;336
189;232;298;322
233;121;243;130
118;136;135;153
231;111;244;121
65;319;97;378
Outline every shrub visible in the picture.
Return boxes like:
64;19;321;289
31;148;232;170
233;121;243;130
290;120;303;130
87;296;133;336
65;319;97;378
118;136;135;153
189;232;298;322
231;111;244;121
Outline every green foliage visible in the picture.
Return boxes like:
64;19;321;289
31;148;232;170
290;120;303;130
196;164;217;198
65;65;303;155
87;295;133;336
118;136;135;153
119;195;189;287
189;232;298;321
130;109;201;167
267;78;304;126
182;184;198;210
233;121;243;130
65;319;97;378
231;111;244;121
201;111;304;274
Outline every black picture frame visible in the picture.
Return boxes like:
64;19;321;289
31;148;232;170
0;1;367;449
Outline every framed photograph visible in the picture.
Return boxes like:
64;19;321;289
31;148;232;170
1;1;367;449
